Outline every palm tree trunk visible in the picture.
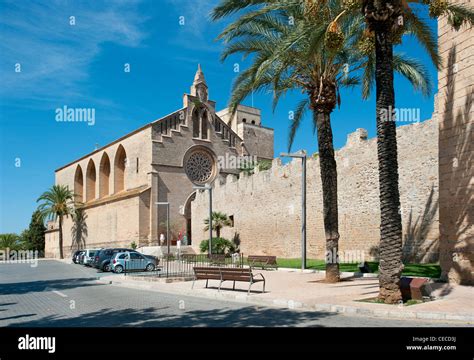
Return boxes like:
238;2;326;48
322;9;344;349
313;109;340;283
374;24;403;303
58;215;64;259
216;227;221;238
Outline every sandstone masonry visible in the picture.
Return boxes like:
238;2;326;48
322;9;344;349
191;119;439;263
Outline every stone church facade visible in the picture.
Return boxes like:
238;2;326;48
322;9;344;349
44;66;274;257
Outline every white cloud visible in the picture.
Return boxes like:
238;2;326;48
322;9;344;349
0;0;148;108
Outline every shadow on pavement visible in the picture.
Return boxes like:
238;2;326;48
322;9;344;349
6;305;334;328
0;278;101;296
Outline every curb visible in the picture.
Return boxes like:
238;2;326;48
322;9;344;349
96;276;473;324
277;267;378;278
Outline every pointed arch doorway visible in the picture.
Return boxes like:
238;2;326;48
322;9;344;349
183;192;196;245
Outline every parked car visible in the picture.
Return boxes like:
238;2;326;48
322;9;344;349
72;250;83;264
78;251;86;264
82;249;99;266
111;251;158;273
92;248;137;272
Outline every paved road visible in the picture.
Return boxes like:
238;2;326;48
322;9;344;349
0;260;463;327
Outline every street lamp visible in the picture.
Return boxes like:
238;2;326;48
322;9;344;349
193;184;213;255
280;150;307;270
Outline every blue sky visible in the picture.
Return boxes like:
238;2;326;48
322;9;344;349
0;0;438;234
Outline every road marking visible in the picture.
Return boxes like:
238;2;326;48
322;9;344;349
52;290;68;298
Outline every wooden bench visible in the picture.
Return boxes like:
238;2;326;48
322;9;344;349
247;255;278;270
192;267;265;294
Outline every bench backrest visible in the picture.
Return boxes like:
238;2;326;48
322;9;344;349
193;266;253;281
220;267;252;282
193;267;221;279
248;255;277;265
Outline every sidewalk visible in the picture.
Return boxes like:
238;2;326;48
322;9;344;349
97;268;474;323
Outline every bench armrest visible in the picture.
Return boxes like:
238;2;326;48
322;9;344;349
252;272;265;281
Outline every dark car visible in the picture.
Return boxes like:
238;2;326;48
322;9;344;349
72;250;83;264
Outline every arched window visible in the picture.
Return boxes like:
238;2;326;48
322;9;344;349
74;165;84;203
99;153;111;198
85;159;96;202
192;109;200;138
114;145;127;193
201;111;208;139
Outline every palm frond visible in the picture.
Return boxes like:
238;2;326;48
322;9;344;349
288;98;309;151
393;54;432;97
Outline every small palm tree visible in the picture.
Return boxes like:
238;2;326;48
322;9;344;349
204;211;233;238
37;185;76;259
0;233;21;251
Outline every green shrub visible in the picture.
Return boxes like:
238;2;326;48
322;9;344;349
130;241;137;250
199;237;236;255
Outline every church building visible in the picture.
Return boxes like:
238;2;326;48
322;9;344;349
44;65;274;257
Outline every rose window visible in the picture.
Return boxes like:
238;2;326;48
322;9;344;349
184;150;215;184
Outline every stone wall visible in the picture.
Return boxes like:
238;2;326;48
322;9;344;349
45;191;148;258
437;2;474;284
238;123;274;160
191;119;439;263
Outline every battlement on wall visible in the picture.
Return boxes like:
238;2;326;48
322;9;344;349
207;118;437;192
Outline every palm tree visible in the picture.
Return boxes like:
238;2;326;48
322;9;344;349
0;233;22;251
355;0;474;303
37;185;76;259
204;211;233;238
212;0;431;282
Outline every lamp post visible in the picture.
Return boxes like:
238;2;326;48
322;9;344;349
193;184;213;255
156;202;170;276
280;150;307;270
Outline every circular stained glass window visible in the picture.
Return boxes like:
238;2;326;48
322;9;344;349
184;149;215;184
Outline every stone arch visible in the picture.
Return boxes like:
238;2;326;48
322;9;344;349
114;145;127;193
201;110;208;139
99;152;111;198
85;159;96;202
192;108;200;138
74;165;84;203
183;191;196;245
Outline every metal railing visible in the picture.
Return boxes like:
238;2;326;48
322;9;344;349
123;253;245;278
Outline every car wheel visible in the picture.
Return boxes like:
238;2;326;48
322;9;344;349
146;263;155;272
103;263;111;272
114;265;123;274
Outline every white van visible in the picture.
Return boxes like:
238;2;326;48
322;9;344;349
83;249;99;266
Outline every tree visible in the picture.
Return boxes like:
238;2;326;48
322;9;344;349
37;185;76;259
212;0;430;282
203;211;233;238
22;210;46;253
358;0;474;303
0;233;22;251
